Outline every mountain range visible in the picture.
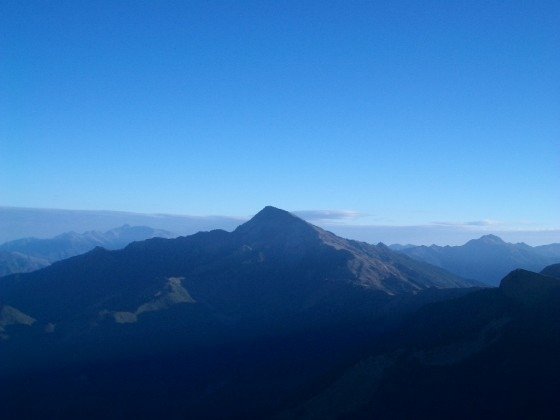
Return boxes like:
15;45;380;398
0;207;476;338
0;225;174;276
1;207;558;418
390;234;560;285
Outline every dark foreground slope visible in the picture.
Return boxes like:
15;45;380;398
0;207;478;418
283;264;560;419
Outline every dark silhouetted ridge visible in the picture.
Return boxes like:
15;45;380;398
499;268;560;304
541;263;560;279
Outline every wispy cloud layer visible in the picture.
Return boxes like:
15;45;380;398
431;219;502;227
292;212;557;245
292;210;365;221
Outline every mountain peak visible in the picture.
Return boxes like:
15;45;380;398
238;206;308;228
253;206;297;220
478;234;505;243
233;206;318;246
465;234;505;247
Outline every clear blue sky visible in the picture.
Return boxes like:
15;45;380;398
1;1;559;237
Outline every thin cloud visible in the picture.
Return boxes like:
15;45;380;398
432;220;502;227
465;220;497;226
293;210;365;221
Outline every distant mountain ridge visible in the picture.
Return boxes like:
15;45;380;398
0;225;175;276
390;234;560;285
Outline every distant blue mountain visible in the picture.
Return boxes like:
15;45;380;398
0;225;174;276
387;243;417;251
0;206;242;243
391;234;560;285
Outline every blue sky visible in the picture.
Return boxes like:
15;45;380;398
1;1;559;242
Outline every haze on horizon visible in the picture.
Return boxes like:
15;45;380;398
1;205;558;247
2;1;559;244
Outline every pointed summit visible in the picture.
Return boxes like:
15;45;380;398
236;206;310;229
479;234;505;243
466;234;505;247
247;206;303;224
233;206;319;247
